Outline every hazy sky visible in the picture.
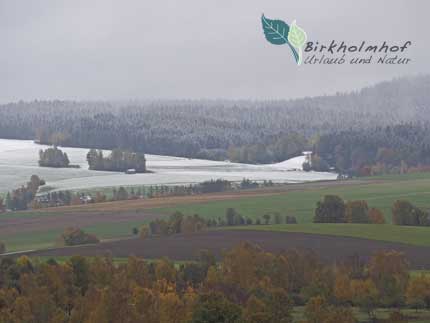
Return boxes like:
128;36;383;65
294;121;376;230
1;0;429;103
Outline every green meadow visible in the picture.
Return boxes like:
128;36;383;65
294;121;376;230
2;221;146;253
152;172;430;224
2;172;430;253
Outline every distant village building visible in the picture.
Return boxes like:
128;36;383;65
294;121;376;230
303;151;312;166
80;195;93;204
34;194;66;207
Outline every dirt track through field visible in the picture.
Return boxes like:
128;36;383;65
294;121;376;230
24;230;430;269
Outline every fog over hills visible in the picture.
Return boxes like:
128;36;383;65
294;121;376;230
1;0;429;102
0;75;429;168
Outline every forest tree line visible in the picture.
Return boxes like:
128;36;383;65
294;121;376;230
86;148;146;172
312;124;430;176
138;209;297;238
0;243;428;322
24;179;268;210
2;175;45;211
0;76;429;172
314;195;430;226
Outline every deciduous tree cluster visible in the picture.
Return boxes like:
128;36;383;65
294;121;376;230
314;195;385;224
57;228;100;246
146;212;207;237
392;200;430;226
0;244;424;322
142;209;298;239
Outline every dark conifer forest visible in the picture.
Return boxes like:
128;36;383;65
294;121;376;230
1;75;429;175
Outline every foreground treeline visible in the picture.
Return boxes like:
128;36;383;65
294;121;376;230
314;195;430;227
1;76;430;172
0;244;429;322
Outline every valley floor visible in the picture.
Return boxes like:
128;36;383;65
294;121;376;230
20;230;430;270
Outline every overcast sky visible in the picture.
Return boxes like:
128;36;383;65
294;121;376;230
1;0;429;103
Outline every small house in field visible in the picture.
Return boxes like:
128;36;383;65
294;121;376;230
125;169;136;174
303;151;312;165
80;195;93;204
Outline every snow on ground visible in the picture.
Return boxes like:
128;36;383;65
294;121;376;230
0;139;337;193
269;155;306;170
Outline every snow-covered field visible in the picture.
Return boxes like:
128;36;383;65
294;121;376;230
0;139;337;193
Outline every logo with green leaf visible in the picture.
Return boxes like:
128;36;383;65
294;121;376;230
261;15;307;65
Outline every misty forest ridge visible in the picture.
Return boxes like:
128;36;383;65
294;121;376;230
0;75;429;177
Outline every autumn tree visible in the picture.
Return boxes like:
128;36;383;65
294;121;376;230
264;288;293;323
130;286;160;322
392;200;429;226
146;212;206;236
140;224;150;239
334;273;353;304
191;292;242;323
0;242;420;322
159;289;188;323
351;279;379;320
57;227;100;246
303;296;329;323
368;250;409;306
243;295;271;323
345;200;370;223
406;274;430;310
155;258;177;284
301;267;334;302
94;192;107;203
314;195;346;223
368;207;386;224
221;242;273;291
68;256;91;295
180;215;207;234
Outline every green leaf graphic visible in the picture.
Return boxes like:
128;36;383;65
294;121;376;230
261;14;299;63
261;14;290;45
287;20;307;65
287;20;307;48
